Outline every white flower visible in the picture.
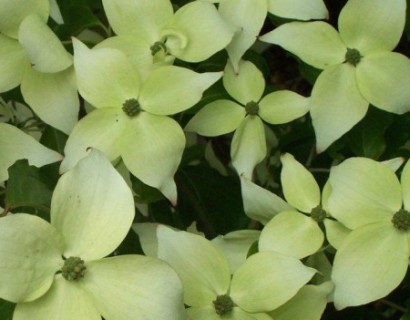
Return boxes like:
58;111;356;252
0;150;185;319
260;0;410;151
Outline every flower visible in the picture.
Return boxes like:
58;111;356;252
60;39;222;204
157;225;316;319
0;149;185;319
208;0;328;72
0;0;79;134
100;0;233;75
327;157;410;309
185;60;309;178
260;0;410;152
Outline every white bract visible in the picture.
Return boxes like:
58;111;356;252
101;0;233;78
157;226;316;319
327;157;410;309
186;60;309;178
0;123;62;182
0;150;185;320
210;0;328;72
260;0;410;152
61;39;222;204
0;0;79;134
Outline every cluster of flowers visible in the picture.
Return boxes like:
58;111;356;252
0;0;409;319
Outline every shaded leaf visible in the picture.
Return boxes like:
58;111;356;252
5;160;53;215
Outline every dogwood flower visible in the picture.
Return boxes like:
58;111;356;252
185;60;309;178
101;0;233;75
0;149;185;319
157;225;316;319
0;123;62;182
209;0;328;72
327;157;410;309
0;0;79;133
260;0;410;151
61;39;221;204
258;153;331;259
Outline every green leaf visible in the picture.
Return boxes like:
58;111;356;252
176;165;249;237
130;175;165;204
54;5;104;39
347;108;393;159
5;159;53;215
0;299;15;320
40;125;68;154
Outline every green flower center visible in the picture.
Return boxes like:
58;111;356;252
122;98;141;117
150;41;167;56
213;294;234;316
392;209;410;231
345;48;362;66
245;101;259;115
310;205;327;223
61;257;86;281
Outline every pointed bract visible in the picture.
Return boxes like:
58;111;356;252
0;214;63;303
52;149;135;261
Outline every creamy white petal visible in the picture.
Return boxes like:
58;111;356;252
211;230;260;273
0;34;28;92
219;0;268;72
269;283;333;320
185;100;245;136
60;108;126;173
338;0;406;55
259;22;346;70
327;157;401;229
240;175;294;224
268;0;328;20
0;0;49;39
52;149;135;261
280;153;320;213
356;52;410;114
83;255;186;320
119;113;185;204
73;38;141;108
259;90;309;125
324;219;351;250
223;60;265;105
332;222;409;309
140;66;222;115
310;64;368;152
0;214;63;303
157;226;231;307
0;123;62;182
166;1;234;62
259;211;323;259
231;115;266;178
21;66;79;134
94;35;154;79
49;0;64;24
131;222;161;257
13;276;101;320
19;15;72;73
231;251;316;312
102;0;173;42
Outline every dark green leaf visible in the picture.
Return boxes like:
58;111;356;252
0;299;14;320
40;126;68;154
130;175;165;204
5;160;53;216
347;108;393;159
54;5;104;39
176;165;249;238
